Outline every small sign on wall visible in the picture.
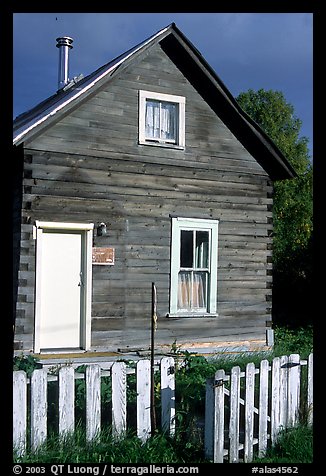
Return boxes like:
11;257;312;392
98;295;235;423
92;247;115;265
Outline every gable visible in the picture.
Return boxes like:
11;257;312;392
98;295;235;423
26;44;268;179
13;23;296;181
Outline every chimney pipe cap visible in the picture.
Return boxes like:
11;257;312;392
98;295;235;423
56;36;73;48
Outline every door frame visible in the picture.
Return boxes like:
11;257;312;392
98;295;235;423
34;221;94;353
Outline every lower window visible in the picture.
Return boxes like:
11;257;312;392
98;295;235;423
170;217;218;316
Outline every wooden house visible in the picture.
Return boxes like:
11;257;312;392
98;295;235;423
13;23;296;357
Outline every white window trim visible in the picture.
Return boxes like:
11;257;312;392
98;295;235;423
139;90;185;149
169;217;218;317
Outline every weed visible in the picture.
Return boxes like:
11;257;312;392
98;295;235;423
253;424;313;463
13;427;207;463
273;325;313;359
13;354;41;377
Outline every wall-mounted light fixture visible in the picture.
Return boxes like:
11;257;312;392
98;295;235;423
96;222;107;236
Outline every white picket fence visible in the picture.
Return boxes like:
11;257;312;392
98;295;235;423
13;357;176;456
204;353;313;463
13;353;313;462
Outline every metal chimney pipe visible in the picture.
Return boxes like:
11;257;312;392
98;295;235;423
56;36;73;90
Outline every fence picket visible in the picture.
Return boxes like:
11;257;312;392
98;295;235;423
204;377;214;460
58;366;75;438
258;359;269;457
214;369;225;463
307;353;313;425
111;362;127;438
244;362;255;462
13;370;27;456
229;366;240;463
279;355;288;429
137;359;151;442
160;357;175;436
287;354;300;428
31;368;47;451
86;364;101;441
271;357;281;445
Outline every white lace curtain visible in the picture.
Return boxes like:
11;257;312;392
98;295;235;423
178;271;206;310
145;100;176;140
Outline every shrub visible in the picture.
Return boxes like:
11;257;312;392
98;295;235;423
13;354;42;377
273;325;313;358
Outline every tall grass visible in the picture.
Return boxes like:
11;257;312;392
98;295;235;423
14;427;207;463
253;424;313;463
14;424;313;464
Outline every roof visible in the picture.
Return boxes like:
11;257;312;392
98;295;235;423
13;23;296;180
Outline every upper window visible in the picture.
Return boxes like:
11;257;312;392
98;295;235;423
139;90;185;149
169;217;219;316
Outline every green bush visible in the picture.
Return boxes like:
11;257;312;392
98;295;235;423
13;354;42;377
273;325;313;358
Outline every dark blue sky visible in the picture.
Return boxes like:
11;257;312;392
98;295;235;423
13;13;313;158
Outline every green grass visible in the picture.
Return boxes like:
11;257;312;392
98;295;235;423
253;424;313;463
14;424;313;464
14;428;207;463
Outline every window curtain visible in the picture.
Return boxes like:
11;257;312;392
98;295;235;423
145;101;176;140
160;103;176;140
178;272;206;310
145;101;160;138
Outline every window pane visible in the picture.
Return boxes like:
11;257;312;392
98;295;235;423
178;271;191;310
161;102;177;141
177;271;207;310
180;230;193;268
145;100;177;142
192;272;207;309
145;100;160;138
195;231;209;269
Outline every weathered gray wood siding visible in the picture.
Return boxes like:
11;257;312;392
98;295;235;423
15;44;273;352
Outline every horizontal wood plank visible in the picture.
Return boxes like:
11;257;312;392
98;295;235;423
16;44;274;352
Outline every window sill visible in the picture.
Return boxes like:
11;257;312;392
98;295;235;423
166;313;218;319
138;140;184;150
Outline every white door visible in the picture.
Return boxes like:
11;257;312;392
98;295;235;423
34;222;94;352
